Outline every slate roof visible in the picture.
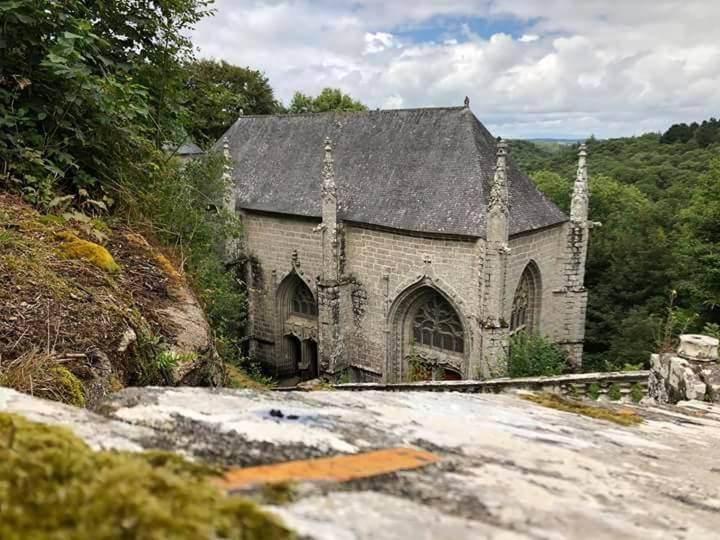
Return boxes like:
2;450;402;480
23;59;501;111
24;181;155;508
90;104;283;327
218;107;567;238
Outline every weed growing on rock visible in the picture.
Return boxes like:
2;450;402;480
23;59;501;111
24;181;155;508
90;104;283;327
607;384;622;401
0;413;294;540
588;382;601;400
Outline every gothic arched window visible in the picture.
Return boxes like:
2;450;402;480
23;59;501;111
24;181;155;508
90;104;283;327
412;292;464;353
291;282;317;316
510;263;541;334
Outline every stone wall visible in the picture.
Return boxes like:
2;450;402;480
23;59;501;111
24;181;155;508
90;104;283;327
243;210;582;380
323;370;649;402
242;211;323;367
506;223;567;340
343;223;480;379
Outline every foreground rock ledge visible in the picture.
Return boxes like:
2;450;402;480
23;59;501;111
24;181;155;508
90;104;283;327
3;386;720;539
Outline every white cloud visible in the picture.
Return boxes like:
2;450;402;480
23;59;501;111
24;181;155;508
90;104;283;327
192;0;720;138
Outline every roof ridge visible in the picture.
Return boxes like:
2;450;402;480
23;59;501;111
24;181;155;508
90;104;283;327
234;106;467;119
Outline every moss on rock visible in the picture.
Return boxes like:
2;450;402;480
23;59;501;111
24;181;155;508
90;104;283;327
522;393;642;427
55;230;120;273
0;412;294;540
48;366;86;407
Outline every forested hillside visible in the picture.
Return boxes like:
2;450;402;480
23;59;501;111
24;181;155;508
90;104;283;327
512;129;720;371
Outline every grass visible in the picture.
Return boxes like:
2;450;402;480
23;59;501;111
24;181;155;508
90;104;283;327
522;393;643;426
0;412;294;540
0;350;86;407
224;364;271;391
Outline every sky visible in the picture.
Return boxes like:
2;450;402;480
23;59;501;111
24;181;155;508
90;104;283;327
192;0;720;139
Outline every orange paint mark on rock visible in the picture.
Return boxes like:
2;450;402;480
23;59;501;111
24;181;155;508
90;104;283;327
218;448;440;491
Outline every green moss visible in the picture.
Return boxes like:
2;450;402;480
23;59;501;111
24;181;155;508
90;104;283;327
224;364;270;391
587;382;601;400
55;230;120;273
49;366;86;407
0;413;295;540
522;393;642;427
38;213;66;226
261;481;296;505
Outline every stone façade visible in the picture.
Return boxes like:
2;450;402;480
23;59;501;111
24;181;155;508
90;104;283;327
220;106;592;383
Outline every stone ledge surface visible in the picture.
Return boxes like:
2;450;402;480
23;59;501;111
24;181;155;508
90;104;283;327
3;385;720;539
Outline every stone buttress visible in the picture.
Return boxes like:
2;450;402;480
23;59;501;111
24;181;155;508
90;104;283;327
480;140;511;376
315;138;348;377
555;144;593;368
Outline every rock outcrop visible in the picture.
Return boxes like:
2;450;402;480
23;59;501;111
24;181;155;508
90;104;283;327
5;385;720;538
0;193;221;407
649;334;720;403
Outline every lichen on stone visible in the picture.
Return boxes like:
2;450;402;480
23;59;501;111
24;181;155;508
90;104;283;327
55;230;120;273
0;412;295;540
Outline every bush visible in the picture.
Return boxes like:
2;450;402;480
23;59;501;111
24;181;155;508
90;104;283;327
630;383;644;403
507;333;569;378
607;384;622;401
588;382;601;400
117;152;248;364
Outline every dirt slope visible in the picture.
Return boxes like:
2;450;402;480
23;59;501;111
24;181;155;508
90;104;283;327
0;193;220;406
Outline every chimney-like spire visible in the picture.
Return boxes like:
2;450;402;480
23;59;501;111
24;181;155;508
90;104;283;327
487;139;510;242
570;143;589;223
464;96;470;108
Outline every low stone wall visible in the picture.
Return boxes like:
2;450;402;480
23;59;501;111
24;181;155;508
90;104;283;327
322;371;649;401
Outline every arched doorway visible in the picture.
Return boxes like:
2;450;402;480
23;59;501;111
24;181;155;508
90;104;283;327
276;272;318;381
510;261;542;335
387;284;468;382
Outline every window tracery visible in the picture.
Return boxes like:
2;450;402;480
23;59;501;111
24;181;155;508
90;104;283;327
412;292;464;353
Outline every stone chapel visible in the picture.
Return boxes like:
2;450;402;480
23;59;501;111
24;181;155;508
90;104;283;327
219;104;592;383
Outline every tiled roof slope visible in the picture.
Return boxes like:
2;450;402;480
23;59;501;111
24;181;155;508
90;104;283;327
219;107;567;237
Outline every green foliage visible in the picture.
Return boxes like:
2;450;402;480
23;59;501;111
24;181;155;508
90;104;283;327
406;348;431;382
704;323;720;340
0;413;294;539
607;384;622;401
288;88;367;113
184;59;279;144
630;383;644;403
587;383;601;401
118;151;247;364
515;130;720;371
0;0;212;203
507;333;569;378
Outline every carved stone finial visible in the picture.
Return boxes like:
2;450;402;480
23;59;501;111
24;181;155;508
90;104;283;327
464;96;470;108
322;137;336;194
570;143;589;223
488;139;510;216
222;136;232;183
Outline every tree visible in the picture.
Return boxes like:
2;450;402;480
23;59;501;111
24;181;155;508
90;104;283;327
0;0;212;203
288;88;367;113
183;60;278;144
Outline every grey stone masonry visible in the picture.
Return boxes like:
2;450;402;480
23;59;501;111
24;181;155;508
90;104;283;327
481;140;511;374
555;144;592;367
230;107;590;381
